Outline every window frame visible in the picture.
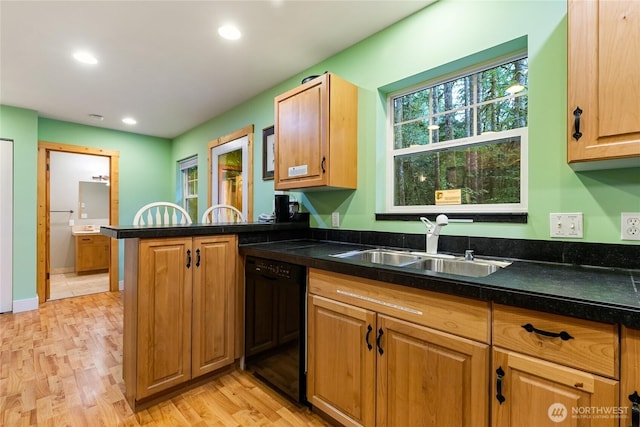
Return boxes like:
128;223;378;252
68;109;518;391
178;155;198;220
385;54;528;215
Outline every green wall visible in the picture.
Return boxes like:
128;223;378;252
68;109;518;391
0;106;38;301
38;118;173;223
0;109;173;301
173;0;639;245
2;0;640;305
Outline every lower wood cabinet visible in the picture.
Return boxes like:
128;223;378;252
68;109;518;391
492;304;620;427
123;235;237;409
622;327;640;427
75;233;109;273
307;269;489;427
492;348;618;427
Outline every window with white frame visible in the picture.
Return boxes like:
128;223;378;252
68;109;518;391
387;55;528;214
178;156;198;221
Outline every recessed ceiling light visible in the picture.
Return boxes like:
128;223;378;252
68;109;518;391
88;114;104;121
73;51;98;65
122;117;137;125
218;24;241;40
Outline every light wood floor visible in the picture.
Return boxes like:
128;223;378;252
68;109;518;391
0;291;330;426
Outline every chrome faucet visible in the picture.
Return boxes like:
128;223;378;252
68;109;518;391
420;214;449;255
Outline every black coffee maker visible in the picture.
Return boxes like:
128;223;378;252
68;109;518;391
274;194;290;222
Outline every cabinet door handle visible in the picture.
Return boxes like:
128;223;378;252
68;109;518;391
630;391;640;427
365;324;373;351
321;156;326;174
521;323;574;341
186;249;192;269
376;328;384;355
496;366;506;405
572;107;583;141
195;249;201;267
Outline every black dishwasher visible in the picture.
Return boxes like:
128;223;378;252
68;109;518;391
244;256;307;404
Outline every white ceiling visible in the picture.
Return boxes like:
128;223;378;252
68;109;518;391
1;1;434;139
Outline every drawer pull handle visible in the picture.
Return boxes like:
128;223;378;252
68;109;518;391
365;324;373;351
572;107;583;140
376;328;384;355
195;249;201;267
186;249;192;269
521;323;574;341
496;366;506;404
321;156;326;174
630;391;639;427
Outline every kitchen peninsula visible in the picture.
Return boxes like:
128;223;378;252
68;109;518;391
103;223;640;425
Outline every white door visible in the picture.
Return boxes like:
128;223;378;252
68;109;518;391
0;139;13;313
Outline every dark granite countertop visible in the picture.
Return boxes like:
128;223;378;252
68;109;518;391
239;239;640;329
100;221;309;239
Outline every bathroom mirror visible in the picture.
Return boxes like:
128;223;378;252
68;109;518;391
78;181;109;219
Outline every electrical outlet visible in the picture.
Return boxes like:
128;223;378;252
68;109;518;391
549;213;583;238
331;212;340;228
621;212;640;241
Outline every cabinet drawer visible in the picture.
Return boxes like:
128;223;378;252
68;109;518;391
493;304;618;378
308;268;490;343
76;234;107;245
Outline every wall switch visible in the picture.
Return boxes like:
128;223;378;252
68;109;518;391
550;212;583;238
621;212;640;241
331;212;340;227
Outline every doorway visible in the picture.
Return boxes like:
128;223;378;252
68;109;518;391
37;142;120;303
207;124;254;220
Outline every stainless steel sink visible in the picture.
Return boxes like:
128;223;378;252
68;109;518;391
330;249;421;266
407;257;504;277
330;249;511;277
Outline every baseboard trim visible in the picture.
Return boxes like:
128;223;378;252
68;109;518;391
12;296;39;313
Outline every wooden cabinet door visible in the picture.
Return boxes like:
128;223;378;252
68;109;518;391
275;74;328;189
568;0;640;167
136;238;192;399
307;295;376;427
492;348;619;427
376;314;489;427
75;234;109;273
191;235;236;377
621;327;640;427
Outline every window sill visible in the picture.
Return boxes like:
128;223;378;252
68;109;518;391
375;212;527;223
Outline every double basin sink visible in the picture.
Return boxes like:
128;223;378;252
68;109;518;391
330;248;511;278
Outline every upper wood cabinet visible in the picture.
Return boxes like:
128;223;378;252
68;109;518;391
274;72;358;190
567;0;640;170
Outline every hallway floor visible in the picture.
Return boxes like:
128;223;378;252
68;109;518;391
49;272;109;301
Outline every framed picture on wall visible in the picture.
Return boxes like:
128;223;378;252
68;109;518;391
262;125;275;180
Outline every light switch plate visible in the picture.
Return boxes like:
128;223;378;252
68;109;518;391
550;213;583;238
331;212;340;227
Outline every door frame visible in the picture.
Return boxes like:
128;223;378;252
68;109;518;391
37;141;120;303
207;124;254;221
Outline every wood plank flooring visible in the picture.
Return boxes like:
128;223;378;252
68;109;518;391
0;292;330;426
